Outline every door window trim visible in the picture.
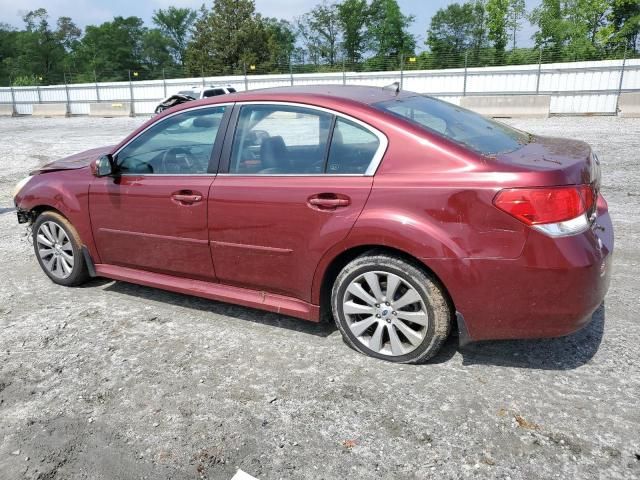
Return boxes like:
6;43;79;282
218;101;389;177
112;103;234;176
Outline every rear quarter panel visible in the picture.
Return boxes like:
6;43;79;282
310;121;531;304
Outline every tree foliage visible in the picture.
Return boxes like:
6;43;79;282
486;0;509;62
337;0;369;63
367;0;416;58
426;2;484;67
0;0;638;86
297;1;341;66
152;7;197;66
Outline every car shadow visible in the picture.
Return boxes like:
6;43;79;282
101;279;337;338
0;206;16;215
451;303;606;370
90;278;605;367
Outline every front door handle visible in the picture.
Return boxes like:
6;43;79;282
171;191;203;204
308;194;351;210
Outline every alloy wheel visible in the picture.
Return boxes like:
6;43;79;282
342;271;429;356
36;221;74;279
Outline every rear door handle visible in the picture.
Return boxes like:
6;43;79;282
308;194;351;210
171;192;203;204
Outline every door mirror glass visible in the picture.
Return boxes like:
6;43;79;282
95;154;114;177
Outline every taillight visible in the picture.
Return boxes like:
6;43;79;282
494;185;595;237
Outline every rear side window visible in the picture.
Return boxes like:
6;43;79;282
327;118;380;174
229;105;333;174
374;96;530;156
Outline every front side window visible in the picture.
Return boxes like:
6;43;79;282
116;106;226;174
374;95;530;156
229;105;333;174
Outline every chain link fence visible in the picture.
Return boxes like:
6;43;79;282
1;47;639;116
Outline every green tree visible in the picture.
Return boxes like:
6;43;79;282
18;9;68;82
75;16;146;80
55;17;81;51
469;1;488;64
55;16;81;72
337;0;369;64
367;0;416;60
532;0;612;60
297;2;341;67
263;18;296;69
141;29;175;77
607;0;639;52
530;0;567;58
0;24;19;84
486;0;509;62
152;7;197;66
426;2;478;68
185;0;269;75
506;0;526;49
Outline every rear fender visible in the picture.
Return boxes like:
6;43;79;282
310;212;467;305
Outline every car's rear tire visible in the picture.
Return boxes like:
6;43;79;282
331;253;451;363
32;211;90;287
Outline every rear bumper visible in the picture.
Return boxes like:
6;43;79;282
427;209;613;342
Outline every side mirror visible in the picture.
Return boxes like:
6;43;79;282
95;154;115;177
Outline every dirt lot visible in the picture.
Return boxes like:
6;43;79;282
0;115;638;480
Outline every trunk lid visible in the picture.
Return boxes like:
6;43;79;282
495;135;601;219
496;135;599;185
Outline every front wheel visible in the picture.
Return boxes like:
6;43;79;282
331;254;452;363
32;211;90;287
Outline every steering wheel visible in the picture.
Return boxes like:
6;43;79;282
160;147;195;174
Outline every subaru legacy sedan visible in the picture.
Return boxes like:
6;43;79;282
13;86;613;363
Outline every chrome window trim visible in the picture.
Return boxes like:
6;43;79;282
216;173;368;177
118;173;217;177
228;100;389;177
112;103;233;175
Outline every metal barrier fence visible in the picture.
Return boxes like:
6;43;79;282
1;58;639;116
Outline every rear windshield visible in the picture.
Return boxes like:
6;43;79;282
374;96;530;156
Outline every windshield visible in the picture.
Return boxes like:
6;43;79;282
177;90;198;98
374;96;530;156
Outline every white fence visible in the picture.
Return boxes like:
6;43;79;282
1;58;639;116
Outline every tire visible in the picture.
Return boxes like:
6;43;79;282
331;253;451;364
32;211;90;287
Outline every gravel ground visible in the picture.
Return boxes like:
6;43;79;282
0;116;639;480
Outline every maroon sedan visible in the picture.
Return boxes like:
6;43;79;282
13;86;612;363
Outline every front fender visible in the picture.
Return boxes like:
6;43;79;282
15;168;100;262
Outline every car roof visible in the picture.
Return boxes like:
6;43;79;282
199;84;417;107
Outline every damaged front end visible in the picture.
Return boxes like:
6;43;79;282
16;208;32;224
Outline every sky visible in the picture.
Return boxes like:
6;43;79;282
0;0;540;49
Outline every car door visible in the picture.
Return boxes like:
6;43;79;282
208;102;387;301
89;105;230;281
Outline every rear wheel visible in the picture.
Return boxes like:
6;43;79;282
33;211;90;287
331;254;451;363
